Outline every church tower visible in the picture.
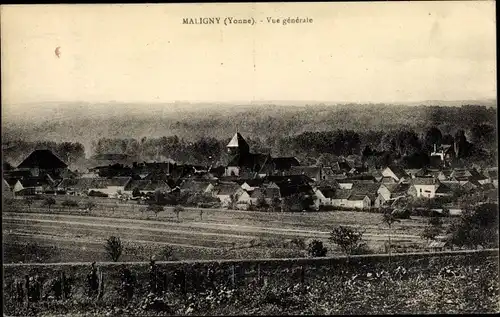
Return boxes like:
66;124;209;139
227;132;250;156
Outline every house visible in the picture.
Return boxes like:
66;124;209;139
435;183;453;197
408;177;440;198
87;177;132;197
8;177;51;195
212;181;242;207
331;190;352;207
483;168;498;188
237;188;266;208
262;182;281;201
337;179;354;189
17;149;69;179
313;186;337;207
57;178;95;195
346;194;371;209
437;170;453;181
377;183;410;202
178;179;215;194
381;165;409;183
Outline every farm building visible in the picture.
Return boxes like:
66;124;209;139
346;194;371;209
17;149;68;178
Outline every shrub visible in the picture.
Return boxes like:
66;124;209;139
156;246;177;261
147;204;164;217
24;197;35;211
83;201;96;211
62;199;78;210
88;190;108;197
392;208;411;219
42;197;56;211
447;203;498;249
329;226;366;256
307;240;327;257
105;236;123;262
290;237;306;250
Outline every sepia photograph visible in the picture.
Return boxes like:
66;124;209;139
1;1;498;315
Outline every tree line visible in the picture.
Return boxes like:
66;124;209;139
3;123;496;169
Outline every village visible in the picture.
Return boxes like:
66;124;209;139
3;132;498;213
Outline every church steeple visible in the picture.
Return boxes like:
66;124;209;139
227;132;250;156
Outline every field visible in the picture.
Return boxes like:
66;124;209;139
2;196;450;263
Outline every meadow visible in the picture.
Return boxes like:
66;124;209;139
2;196;445;263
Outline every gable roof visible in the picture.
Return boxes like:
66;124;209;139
179;179;213;192
249;188;265;199
348;194;369;201
125;179;171;192
384;165;408;179
17;150;68;169
214;182;241;196
316;186;337;199
332;189;351;200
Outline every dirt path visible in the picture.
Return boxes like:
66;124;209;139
3;212;422;240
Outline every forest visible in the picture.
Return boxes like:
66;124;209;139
2;104;497;170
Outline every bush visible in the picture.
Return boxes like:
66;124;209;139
147;204;164;217
307;240;327;257
447;203;498;249
392;208;411;219
156;246;177;261
329;226;366;256
62;199;79;209
105;236;123;262
83;201;97;211
290;237;306;250
88;190;108;197
41;197;56;210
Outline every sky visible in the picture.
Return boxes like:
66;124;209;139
1;2;496;108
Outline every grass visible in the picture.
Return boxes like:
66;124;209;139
2;198;450;263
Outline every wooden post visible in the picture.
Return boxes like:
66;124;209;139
61;271;66;300
183;269;187;295
97;270;103;300
257;264;261;283
231;265;235;287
